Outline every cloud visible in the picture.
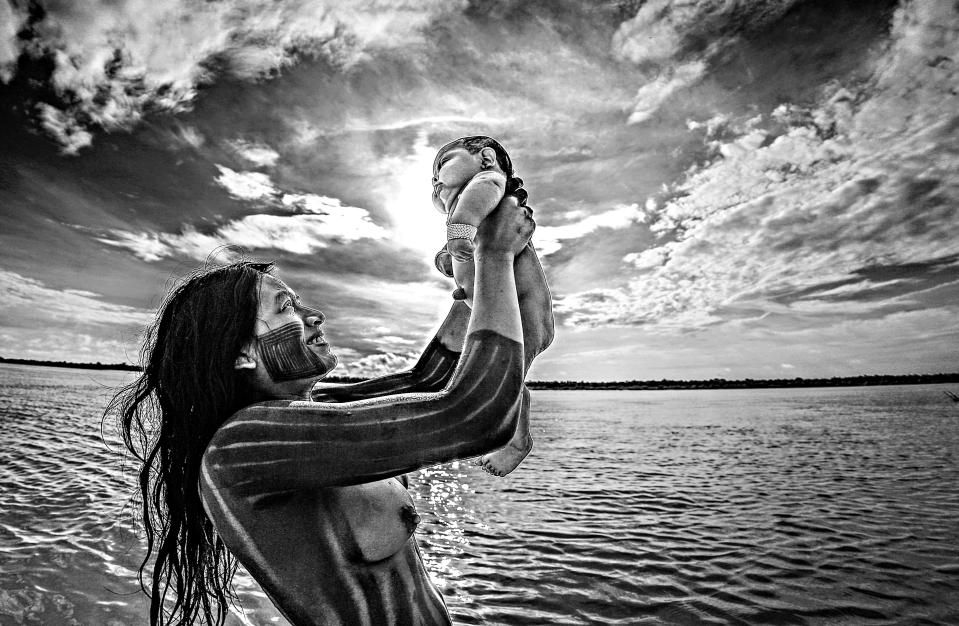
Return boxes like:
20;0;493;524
535;203;647;256
360;130;451;259
176;125;206;149
537;303;959;381
558;0;959;331
627;60;707;124
623;245;668;270
96;230;172;263
7;0;461;152
215;166;278;200
336;350;418;379
338;114;506;134
36;103;95;155
213;166;374;222
3;0;954;383
807;278;909;301
0;269;154;327
305;274;451;379
98;209;389;262
298;271;452;362
612;0;804;122
229;140;281;168
613;0;801;65
0;330;141;365
96;164;391;261
220;211;387;250
325;274;450;335
854;0;959;135
0;262;444;371
0;1;22;82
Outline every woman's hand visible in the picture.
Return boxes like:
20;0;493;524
475;194;534;257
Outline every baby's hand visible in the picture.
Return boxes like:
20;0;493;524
434;245;454;277
447;237;475;262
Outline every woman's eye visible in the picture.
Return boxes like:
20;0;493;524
282;299;293;311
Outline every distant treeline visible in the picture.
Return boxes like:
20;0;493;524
2;356;957;389
0;356;142;371
526;373;959;390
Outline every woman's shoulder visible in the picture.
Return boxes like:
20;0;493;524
206;399;301;449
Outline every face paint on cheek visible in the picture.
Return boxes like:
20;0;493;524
256;322;331;383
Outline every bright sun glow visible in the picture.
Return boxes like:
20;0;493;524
380;131;445;262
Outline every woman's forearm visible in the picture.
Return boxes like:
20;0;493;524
468;251;523;343
310;302;469;402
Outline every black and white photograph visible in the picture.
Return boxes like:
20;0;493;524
1;0;957;624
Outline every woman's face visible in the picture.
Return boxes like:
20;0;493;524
242;274;337;395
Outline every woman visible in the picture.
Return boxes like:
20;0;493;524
108;195;534;625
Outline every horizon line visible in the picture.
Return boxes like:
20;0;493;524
2;356;957;387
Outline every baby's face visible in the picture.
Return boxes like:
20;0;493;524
431;147;483;213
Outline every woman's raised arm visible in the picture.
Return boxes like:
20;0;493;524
202;198;534;498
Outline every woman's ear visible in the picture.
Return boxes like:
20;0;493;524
234;353;257;370
480;147;497;169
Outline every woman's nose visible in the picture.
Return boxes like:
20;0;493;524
303;308;325;325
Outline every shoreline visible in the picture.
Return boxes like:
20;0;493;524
3;356;957;391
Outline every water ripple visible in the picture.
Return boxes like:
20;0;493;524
2;367;958;624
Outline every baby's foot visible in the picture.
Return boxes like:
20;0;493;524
476;387;532;477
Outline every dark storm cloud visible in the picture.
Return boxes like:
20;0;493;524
0;0;427;152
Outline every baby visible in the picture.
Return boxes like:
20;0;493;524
431;136;554;476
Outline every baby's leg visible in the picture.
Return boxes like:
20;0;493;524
477;385;531;477
450;244;554;361
515;243;555;363
457;245;553;476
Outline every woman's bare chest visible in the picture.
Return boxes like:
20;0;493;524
329;477;420;563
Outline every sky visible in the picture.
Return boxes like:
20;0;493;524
0;0;956;381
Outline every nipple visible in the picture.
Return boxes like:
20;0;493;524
399;504;421;534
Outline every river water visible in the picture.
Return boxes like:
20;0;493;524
1;363;957;624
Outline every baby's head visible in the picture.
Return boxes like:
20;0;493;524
432;136;524;212
434;136;514;176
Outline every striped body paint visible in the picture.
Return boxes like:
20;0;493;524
257;322;332;382
200;330;523;625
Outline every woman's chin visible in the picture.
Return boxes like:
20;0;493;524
311;347;338;376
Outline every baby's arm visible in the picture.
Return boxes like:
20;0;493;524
447;170;507;262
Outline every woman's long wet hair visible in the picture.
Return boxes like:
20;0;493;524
105;260;273;625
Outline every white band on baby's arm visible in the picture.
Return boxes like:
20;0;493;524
447;223;477;242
